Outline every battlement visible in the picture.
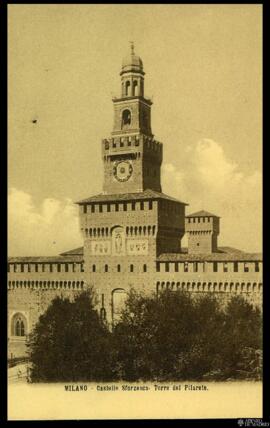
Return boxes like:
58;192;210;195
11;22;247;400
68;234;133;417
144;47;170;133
185;211;220;254
185;216;220;234
102;134;162;161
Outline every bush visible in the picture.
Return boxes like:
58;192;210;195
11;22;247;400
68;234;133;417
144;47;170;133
216;296;262;379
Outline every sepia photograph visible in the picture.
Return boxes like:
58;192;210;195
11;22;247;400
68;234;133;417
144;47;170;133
7;3;263;420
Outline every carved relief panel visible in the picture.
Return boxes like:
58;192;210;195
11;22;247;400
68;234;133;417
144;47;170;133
126;239;148;255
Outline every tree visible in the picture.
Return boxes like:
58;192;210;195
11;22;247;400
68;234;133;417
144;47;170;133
217;296;262;379
112;289;225;381
28;290;113;382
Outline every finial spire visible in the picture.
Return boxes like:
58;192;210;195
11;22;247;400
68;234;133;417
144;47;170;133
130;41;135;55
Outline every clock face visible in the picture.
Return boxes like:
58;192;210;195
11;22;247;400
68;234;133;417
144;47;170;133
113;161;133;182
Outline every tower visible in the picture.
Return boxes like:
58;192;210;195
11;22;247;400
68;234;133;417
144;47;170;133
77;45;187;322
185;210;220;254
102;43;163;194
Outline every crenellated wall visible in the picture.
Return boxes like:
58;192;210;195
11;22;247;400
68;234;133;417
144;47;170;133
7;255;262;358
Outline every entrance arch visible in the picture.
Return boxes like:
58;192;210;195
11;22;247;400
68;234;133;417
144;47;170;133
112;288;127;322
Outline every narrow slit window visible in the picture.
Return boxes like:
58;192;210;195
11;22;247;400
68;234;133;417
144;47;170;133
244;263;249;273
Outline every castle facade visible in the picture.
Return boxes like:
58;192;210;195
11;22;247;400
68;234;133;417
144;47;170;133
8;45;262;359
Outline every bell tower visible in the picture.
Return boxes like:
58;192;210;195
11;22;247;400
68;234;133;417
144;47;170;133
102;43;163;194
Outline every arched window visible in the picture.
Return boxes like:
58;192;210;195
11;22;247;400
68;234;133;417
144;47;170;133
133;80;138;96
117;264;121;272
92;264;96;273
130;264;134;273
12;313;27;337
16;320;24;336
122;109;131;127
143;264;147;273
105;264;108;273
125;81;130;96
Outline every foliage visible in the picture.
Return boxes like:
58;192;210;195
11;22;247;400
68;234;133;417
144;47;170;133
28;289;262;382
113;290;218;380
215;296;262;379
27;289;113;382
112;290;262;381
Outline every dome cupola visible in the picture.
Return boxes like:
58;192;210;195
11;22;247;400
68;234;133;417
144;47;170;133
120;42;144;75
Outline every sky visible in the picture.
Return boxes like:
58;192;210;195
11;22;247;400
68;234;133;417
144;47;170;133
8;4;262;256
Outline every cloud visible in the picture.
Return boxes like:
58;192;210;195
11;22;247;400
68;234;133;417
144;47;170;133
8;188;83;256
8;139;262;256
162;138;262;252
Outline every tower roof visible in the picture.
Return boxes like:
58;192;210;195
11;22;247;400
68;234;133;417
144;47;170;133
76;189;188;205
186;210;220;218
121;42;144;74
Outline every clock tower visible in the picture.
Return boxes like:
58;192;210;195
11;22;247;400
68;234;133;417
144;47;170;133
102;43;163;194
77;45;187;323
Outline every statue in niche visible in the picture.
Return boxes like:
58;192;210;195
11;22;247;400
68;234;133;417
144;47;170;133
115;233;123;254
